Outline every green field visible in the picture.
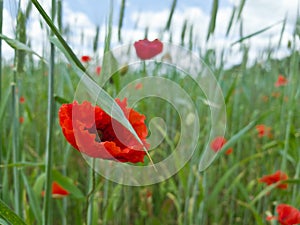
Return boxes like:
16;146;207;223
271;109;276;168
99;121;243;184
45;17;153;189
0;0;300;225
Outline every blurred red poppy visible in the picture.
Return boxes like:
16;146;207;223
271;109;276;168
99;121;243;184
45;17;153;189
275;75;288;87
256;124;272;138
42;181;69;198
19;96;25;104
19;117;24;124
134;39;163;60
81;55;92;63
259;170;288;189
58;99;149;163
96;66;101;75
267;204;300;225
210;136;233;155
277;204;300;225
135;83;143;90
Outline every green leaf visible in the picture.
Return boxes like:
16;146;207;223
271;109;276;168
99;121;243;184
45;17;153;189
52;170;85;199
0;199;27;225
0;34;44;61
54;95;70;104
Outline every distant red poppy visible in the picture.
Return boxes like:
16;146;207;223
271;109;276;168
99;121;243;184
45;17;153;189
267;204;300;225
81;55;92;63
135;83;143;90
19;96;25;104
42;181;69;198
275;75;288;87
19;117;24;124
210;136;233;155
96;66;101;75
256;124;272;138
134;39;163;60
58;99;149;163
259;170;288;189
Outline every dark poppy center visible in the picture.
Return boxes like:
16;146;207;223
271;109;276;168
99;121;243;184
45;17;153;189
95;129;103;142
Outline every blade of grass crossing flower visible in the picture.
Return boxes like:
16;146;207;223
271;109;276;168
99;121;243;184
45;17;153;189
231;20;283;46
50;36;156;167
206;0;218;41
118;0;126;42
43;0;56;224
0;199;27;225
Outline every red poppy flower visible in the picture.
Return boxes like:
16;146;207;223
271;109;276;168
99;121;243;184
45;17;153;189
58;99;149;163
19;96;25;104
275;75;288;87
135;83;143;90
81;55;92;63
210;136;233;155
42;181;69;198
267;204;300;225
259;170;288;189
19;117;24;124
134;39;163;60
256;124;272;138
96;66;101;75
277;204;300;225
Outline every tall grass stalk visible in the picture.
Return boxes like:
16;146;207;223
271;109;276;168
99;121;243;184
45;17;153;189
118;0;126;42
11;81;21;216
0;0;3;199
43;0;56;224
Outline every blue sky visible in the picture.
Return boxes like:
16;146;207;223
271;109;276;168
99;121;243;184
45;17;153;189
2;0;300;66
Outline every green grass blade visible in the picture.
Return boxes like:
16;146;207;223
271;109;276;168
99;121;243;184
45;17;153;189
118;0;126;42
43;0;56;224
237;0;246;20
206;0;218;41
181;20;187;46
231;20;283;46
0;199;27;225
21;171;42;225
93;25;100;53
226;6;236;36
165;0;177;31
277;14;287;49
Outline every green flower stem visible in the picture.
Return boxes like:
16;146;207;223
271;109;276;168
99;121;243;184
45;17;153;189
42;0;56;224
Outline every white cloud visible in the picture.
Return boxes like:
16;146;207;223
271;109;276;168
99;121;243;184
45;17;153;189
1;0;299;68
